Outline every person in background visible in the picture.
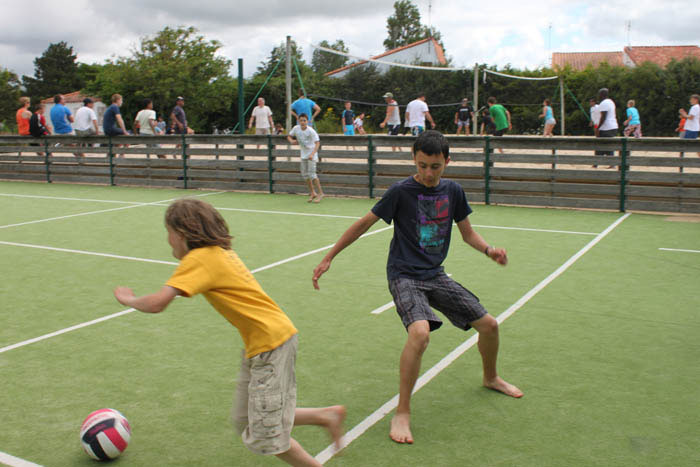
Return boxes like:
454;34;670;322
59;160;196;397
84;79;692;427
341;101;354;136
405;92;435;136
594;88;618;166
135;98;161;158
29;103;49;155
455;98;474;136
287;113;324;203
676;110;686;139
487;97;511;153
539;98;556;137
16;96;31;136
291;90;320;126
155;116;167;135
50;94;75;135
171;96;188;135
353;112;366;135
103;94;129;157
679;94;700;157
274;122;284;135
248;97;274;149
623;99;642;138
379;92;401;151
480;109;496;135
74;98;100;157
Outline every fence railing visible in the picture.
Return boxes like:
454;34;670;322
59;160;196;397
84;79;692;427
1;134;699;213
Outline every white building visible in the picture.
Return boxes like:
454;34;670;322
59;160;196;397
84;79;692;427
325;37;447;78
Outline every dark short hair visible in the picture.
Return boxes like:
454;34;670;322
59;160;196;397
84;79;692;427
83;98;93;105
34;103;44;111
53;95;62;104
298;113;309;120
417;91;426;98
599;88;609;98
487;96;497;104
142;98;152;108
413;130;449;160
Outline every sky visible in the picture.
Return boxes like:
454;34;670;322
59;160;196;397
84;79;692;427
1;0;698;79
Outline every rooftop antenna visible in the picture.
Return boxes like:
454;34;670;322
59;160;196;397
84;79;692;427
428;0;433;34
548;22;553;67
626;20;631;46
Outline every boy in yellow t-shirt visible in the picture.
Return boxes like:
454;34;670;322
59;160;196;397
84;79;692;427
114;198;345;466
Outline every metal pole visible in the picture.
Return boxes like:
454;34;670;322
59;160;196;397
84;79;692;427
559;77;565;135
473;63;479;135
285;36;292;133
484;136;491;205
238;58;244;135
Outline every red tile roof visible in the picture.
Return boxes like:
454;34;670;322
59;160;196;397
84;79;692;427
325;37;447;76
624;46;700;67
552;52;624;71
41;91;101;104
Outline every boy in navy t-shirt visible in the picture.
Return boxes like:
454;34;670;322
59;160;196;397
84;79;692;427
312;130;522;445
341;101;355;135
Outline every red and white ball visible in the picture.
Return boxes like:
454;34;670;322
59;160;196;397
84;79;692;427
80;408;131;461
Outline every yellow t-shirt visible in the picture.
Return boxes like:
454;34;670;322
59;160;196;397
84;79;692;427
166;246;298;358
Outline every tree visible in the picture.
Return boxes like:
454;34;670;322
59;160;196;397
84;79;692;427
22;42;84;102
258;39;305;75
86;26;234;132
0;68;22;132
383;0;441;51
311;40;349;74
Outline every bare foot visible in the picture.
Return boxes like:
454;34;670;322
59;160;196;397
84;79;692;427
322;405;346;451
315;193;325;202
483;376;523;398
307;195;316;203
389;412;413;444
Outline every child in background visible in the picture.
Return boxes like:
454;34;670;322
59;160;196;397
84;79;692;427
353;113;367;135
676;111;686;138
274;122;284;135
287;114;325;203
623;100;642;138
341;102;354;135
113;198;345;467
480;109;495;135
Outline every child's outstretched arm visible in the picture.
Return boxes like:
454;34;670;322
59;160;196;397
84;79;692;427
312;212;380;289
114;285;180;313
457;217;508;266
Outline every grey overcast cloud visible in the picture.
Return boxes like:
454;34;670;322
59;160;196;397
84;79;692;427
1;0;698;78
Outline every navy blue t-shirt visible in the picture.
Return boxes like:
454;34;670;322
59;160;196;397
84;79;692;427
372;176;472;280
102;104;120;134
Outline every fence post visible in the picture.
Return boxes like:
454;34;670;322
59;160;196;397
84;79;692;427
108;135;115;186
267;134;274;193
484;136;491;205
619;137;628;212
368;135;375;198
182;133;188;189
44;137;51;183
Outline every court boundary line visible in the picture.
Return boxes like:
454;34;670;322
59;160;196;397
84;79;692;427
0;191;224;230
0;451;43;467
0;192;599;235
0;226;393;355
658;247;700;254
314;212;631;464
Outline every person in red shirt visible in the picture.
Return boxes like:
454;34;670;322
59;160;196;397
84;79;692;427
676;110;686;138
16;97;31;136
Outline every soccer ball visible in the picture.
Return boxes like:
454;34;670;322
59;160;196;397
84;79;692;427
80;408;131;461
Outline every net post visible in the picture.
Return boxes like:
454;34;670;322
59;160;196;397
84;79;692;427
473;63;479;136
368;135;374;198
484;136;491;205
559;77;565;135
619;137;628;212
182;133;188;189
267;134;274;193
44;137;51;183
108;135;114;186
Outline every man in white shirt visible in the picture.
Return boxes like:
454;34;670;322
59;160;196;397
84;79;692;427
135;98;161;157
249;97;274;149
405;93;435;136
287;114;324;203
679;94;700;157
74;98;99;157
594;88;618;161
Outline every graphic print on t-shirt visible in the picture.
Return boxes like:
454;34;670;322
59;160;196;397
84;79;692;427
417;193;450;254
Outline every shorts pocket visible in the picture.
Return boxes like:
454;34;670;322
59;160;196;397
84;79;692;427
251;392;283;438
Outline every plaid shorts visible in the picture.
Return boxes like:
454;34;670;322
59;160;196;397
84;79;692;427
388;272;487;332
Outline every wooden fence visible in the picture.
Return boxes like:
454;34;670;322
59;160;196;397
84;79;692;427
1;134;699;213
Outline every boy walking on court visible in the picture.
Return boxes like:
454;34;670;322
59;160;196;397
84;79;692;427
113;198;345;466
312;130;522;445
288;114;325;203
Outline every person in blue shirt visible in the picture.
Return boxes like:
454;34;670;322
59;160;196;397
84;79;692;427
623;99;642;138
341;101;354;135
49;94;74;134
539;98;556;137
312;130;523;445
290;90;320;126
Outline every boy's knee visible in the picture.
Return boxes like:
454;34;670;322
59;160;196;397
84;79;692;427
407;321;431;351
473;314;499;335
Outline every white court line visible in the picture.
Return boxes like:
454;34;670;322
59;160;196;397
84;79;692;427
471;224;598;236
0;225;393;355
0;451;43;467
370;301;395;315
0;191;223;230
314;212;631;464
0;241;179;266
659;248;700;254
0;193;143;205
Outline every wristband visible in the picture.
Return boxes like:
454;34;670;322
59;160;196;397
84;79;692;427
484;245;491;256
